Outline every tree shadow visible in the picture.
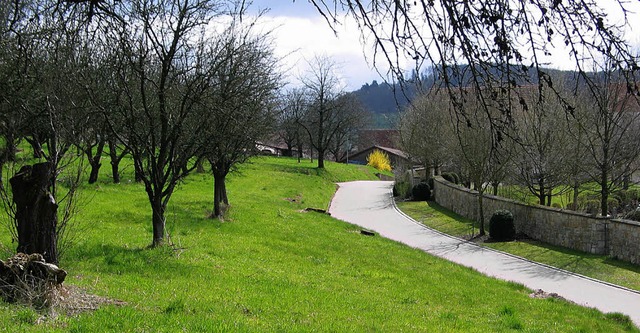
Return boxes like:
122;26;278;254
427;201;476;225
66;243;195;278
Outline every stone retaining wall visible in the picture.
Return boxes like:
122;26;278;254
432;177;640;265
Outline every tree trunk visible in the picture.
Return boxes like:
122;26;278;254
212;172;229;218
25;137;44;159
87;140;106;184
134;164;143;183
572;181;580;210
108;139;122;184
317;149;325;168
537;177;545;205
546;192;552;206
196;159;205;173
150;195;166;247
623;172;630;190
111;161;121;184
478;191;485;236
9;162;59;264
601;167;609;216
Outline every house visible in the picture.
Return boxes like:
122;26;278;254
341;145;411;169
256;142;288;156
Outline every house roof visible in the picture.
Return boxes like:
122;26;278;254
341;145;410;163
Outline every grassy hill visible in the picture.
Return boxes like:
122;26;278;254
0;156;636;332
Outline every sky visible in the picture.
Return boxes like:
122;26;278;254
248;0;381;91
248;1;640;92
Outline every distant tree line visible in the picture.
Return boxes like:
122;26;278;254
400;64;640;235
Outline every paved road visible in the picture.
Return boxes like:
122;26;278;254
329;180;640;326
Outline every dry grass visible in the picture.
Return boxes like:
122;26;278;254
53;285;125;317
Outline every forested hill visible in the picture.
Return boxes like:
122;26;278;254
349;80;413;115
349;66;574;117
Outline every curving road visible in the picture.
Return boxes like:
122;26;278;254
329;180;640;327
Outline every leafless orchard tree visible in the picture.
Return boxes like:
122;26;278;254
298;56;362;168
278;88;307;160
201;19;282;219
0;1;93;263
572;60;640;216
399;88;452;176
510;81;574;206
102;0;250;246
327;93;368;162
449;88;515;236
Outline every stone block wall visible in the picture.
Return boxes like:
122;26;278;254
432;177;640;264
608;219;640;265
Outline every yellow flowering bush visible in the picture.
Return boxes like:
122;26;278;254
366;149;392;172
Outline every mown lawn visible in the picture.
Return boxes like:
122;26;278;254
0;157;636;332
397;200;640;292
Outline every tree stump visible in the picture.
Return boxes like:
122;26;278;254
9;162;59;264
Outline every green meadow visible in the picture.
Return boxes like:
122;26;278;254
0;157;636;332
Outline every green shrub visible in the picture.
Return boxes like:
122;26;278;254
412;182;431;201
489;210;515;241
607;197;620;214
441;172;459;184
393;181;411;199
625;208;640;222
452;173;460;184
427;177;435;189
582;199;600;215
551;202;562;208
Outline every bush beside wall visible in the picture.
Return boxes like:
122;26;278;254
432;177;640;265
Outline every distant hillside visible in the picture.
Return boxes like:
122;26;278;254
349;80;411;114
349;66;576;128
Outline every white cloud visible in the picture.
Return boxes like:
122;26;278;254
254;13;383;91
251;2;640;91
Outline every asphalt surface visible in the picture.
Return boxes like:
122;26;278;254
328;180;640;327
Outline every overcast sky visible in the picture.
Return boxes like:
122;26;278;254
248;1;640;92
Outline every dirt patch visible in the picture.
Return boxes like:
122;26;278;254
528;289;570;302
53;285;126;317
284;195;302;203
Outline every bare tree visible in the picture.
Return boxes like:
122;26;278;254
279;88;311;162
449;88;514;236
573;61;640;216
511;84;573;206
399;88;452;176
298;56;356;168
104;0;240;246
0;1;91;263
202;20;282;219
327;93;368;162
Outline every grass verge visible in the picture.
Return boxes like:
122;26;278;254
0;157;636;332
397;200;640;292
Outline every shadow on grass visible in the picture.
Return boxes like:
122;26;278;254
498;238;640;279
68;243;195;277
264;163;327;177
427;201;476;226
